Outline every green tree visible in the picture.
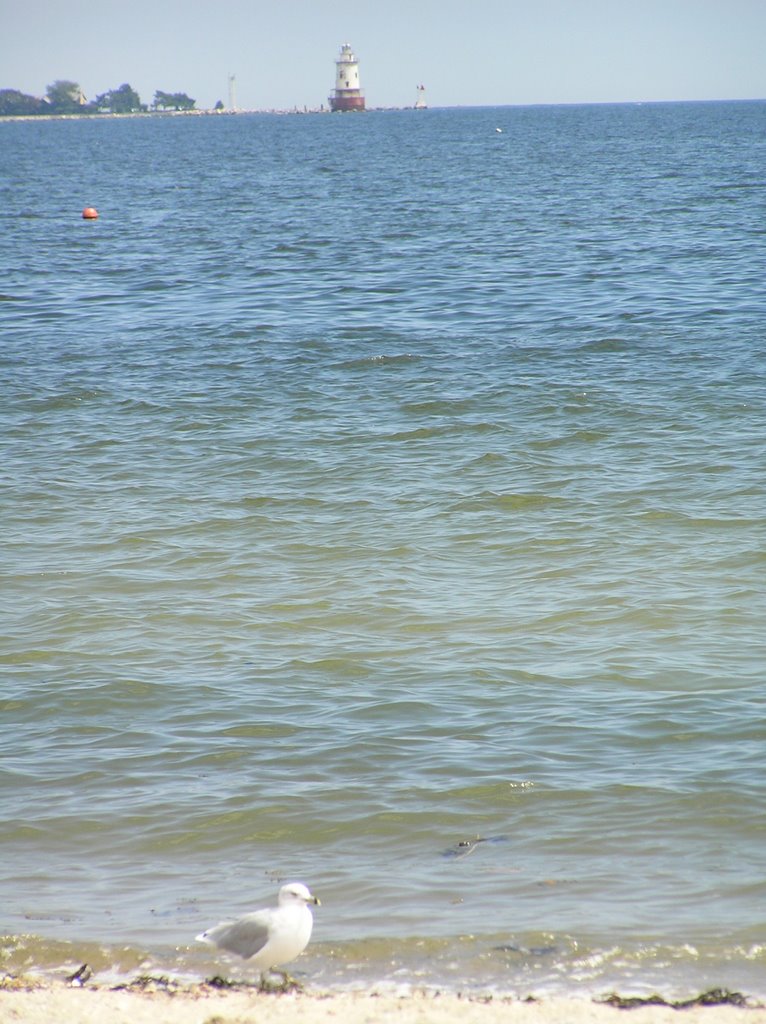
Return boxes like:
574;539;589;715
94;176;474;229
153;90;196;111
46;80;84;112
94;83;143;113
0;89;44;116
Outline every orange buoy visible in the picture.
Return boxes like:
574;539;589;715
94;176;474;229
82;207;99;219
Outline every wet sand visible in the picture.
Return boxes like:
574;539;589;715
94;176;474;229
1;982;764;1024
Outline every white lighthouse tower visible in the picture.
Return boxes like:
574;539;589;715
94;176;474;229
329;43;365;112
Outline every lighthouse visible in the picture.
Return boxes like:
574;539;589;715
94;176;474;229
329;43;365;112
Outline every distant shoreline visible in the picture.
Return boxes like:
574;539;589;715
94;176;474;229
0;107;327;122
0;105;421;123
2;97;764;124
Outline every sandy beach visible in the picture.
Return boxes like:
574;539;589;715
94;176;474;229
1;981;765;1024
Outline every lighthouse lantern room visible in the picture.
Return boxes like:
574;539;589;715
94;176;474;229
329;43;365;112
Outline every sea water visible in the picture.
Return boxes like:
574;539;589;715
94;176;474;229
1;101;765;997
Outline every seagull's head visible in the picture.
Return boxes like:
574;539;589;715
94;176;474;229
280;882;321;907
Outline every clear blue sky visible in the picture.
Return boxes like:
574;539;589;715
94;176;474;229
2;0;765;110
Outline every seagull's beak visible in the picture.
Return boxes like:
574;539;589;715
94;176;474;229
311;895;321;906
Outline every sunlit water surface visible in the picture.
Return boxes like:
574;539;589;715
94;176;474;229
1;101;765;996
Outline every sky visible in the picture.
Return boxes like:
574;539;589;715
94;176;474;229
2;0;765;111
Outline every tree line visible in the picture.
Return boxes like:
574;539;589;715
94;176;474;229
0;80;199;116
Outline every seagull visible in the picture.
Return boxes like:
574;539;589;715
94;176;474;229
196;882;320;987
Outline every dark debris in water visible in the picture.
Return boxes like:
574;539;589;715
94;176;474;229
111;974;183;994
205;975;254;990
442;835;509;859
0;974;43;992
205;973;304;994
494;943;558;956
600;988;753;1010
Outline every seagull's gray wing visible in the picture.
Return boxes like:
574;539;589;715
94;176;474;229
199;910;271;960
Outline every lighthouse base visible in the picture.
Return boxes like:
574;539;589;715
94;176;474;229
330;91;365;112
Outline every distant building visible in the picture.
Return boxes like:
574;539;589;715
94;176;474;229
329;43;365;112
415;84;427;109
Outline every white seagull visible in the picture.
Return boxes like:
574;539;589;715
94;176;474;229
196;882;320;986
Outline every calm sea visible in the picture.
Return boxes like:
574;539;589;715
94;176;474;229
1;101;765;998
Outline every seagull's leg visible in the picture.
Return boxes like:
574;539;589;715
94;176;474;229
277;970;303;992
258;969;303;993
